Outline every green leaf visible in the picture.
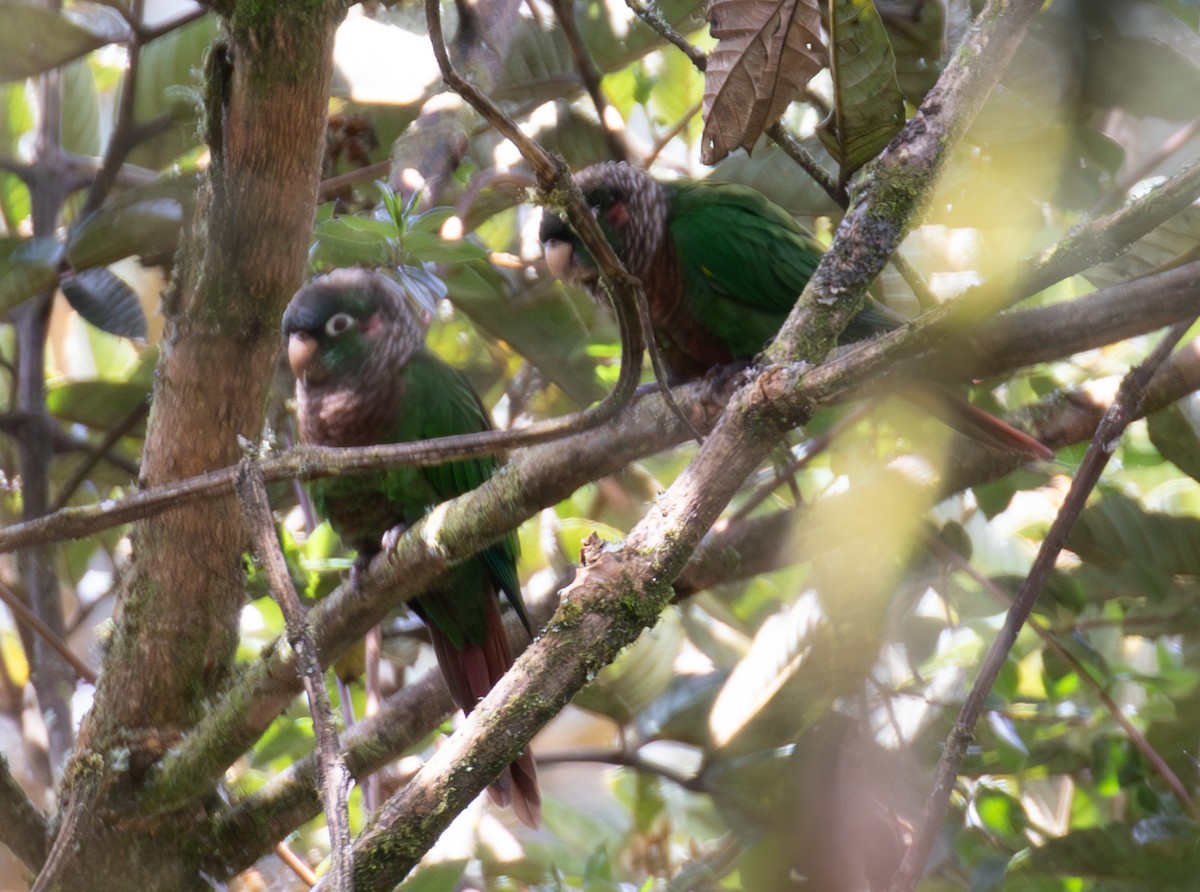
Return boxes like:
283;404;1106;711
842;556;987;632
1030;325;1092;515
0;80;33;232
582;846;620;892
0;235;60;314
401;230;487;264
60;268;147;340
66;176;197;269
395;860;468;892
309;214;398;270
1029;820;1200;885
974;786;1028;841
407;205;457;234
1069;491;1200;577
1148;396;1200;482
46;371;152;431
61;58;100;156
819;0;906;179
1153;0;1200;30
878;0;946;102
0;2;120;82
127;15;217;170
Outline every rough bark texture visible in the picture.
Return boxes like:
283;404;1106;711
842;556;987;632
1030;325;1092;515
36;4;343;889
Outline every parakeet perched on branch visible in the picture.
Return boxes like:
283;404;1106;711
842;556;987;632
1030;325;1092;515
283;267;540;828
540;162;1051;459
541;161;834;380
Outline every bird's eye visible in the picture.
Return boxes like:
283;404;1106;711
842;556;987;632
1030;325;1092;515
325;312;354;336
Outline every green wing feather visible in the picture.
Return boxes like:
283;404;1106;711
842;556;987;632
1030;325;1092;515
666;180;822;358
393;350;525;648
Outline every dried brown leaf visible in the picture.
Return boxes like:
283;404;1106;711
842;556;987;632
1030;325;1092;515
701;0;826;164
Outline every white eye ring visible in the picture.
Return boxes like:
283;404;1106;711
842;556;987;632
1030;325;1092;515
325;312;354;336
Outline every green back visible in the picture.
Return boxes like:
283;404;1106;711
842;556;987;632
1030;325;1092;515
666;180;823;358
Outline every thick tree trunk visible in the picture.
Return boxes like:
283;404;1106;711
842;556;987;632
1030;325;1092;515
36;4;342;888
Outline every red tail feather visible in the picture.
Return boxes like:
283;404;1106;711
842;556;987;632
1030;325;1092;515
902;387;1053;461
426;596;542;828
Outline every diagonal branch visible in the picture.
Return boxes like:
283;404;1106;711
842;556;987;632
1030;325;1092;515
0;579;95;684
925;534;1197;816
550;0;629;161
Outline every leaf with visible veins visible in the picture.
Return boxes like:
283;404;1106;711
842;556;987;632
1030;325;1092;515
701;0;826;164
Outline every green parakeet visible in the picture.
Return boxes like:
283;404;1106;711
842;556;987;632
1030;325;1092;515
283;268;540;827
539;162;1051;458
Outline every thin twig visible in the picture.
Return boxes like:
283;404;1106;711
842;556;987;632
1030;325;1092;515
273;840;317;888
624;0;707;71
0;579;95;683
83;0;148;215
50;400;148;512
424;0;709;442
19;50;75;771
550;0;629;161
537;747;706;793
888;314;1199;892
318;159;390;203
1092;115;1200;216
887;250;940;310
646;100;702;166
729;402;871;521
925;533;1198;816
236;462;353;891
765;122;845;207
138;8;208;43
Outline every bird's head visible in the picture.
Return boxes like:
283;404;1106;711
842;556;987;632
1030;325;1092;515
539;162;668;287
282;268;421;388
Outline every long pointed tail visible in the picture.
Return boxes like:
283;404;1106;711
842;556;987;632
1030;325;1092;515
902;386;1053;461
427;596;542;828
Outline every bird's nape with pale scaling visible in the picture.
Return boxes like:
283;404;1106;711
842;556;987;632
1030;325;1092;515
282;267;541;828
